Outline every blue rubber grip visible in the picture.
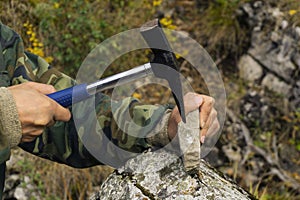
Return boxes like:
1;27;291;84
47;83;90;107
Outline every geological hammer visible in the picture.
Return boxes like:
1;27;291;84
48;19;186;122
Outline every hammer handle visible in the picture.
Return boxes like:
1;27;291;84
47;84;90;107
47;63;152;107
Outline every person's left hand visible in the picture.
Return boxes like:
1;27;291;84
167;92;220;143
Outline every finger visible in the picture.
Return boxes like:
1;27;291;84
52;102;71;122
21;135;37;143
22;126;45;136
200;124;209;143
200;95;215;129
184;92;203;114
200;109;217;143
207;109;218;128
170;93;203;125
21;135;34;142
206;118;220;137
21;129;44;142
200;119;220;144
25;82;56;94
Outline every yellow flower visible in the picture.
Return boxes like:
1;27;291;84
26;30;32;35
160;17;172;26
32;47;45;57
175;53;181;59
132;92;142;99
27;47;33;52
153;0;162;7
167;24;177;30
53;2;60;9
289;10;297;16
23;22;29;27
24;21;50;63
159;17;177;30
45;56;54;63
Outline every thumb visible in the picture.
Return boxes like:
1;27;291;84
183;93;203;114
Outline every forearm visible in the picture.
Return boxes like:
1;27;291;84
18;91;172;168
0;87;22;163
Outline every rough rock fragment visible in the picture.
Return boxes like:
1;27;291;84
177;110;201;173
238;55;263;83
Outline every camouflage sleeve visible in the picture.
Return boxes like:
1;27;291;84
0;22;172;168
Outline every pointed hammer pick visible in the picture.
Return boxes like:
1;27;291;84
140;19;186;123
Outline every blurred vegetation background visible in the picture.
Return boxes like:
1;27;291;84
1;0;300;199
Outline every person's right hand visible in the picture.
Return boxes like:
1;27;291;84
8;82;71;142
167;92;219;144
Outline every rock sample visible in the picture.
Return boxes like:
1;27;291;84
90;150;255;200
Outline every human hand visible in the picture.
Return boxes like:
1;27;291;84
8;82;71;142
167;92;219;143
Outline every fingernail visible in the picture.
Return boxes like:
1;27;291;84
200;136;206;143
201;121;205;128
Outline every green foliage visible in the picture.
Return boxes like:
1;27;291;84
25;0;156;77
33;1;110;76
17;158;50;198
207;0;242;26
283;108;300;151
193;0;252;60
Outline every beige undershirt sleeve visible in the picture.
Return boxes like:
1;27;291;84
0;87;22;148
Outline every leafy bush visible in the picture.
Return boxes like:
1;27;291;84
194;0;253;61
32;0;155;76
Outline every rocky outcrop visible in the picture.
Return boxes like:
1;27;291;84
90;150;255;200
89;107;255;200
90;110;254;199
237;1;300;107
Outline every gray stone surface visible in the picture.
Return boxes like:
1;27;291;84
261;73;292;96
237;1;300;107
90;150;255;200
248;34;296;83
238;55;263;83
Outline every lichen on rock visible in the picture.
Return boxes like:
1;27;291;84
90;150;255;200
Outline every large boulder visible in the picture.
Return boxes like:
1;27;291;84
90;149;255;200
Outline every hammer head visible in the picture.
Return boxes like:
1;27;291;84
140;19;186;123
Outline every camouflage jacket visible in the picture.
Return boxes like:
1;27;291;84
0;22;172;197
